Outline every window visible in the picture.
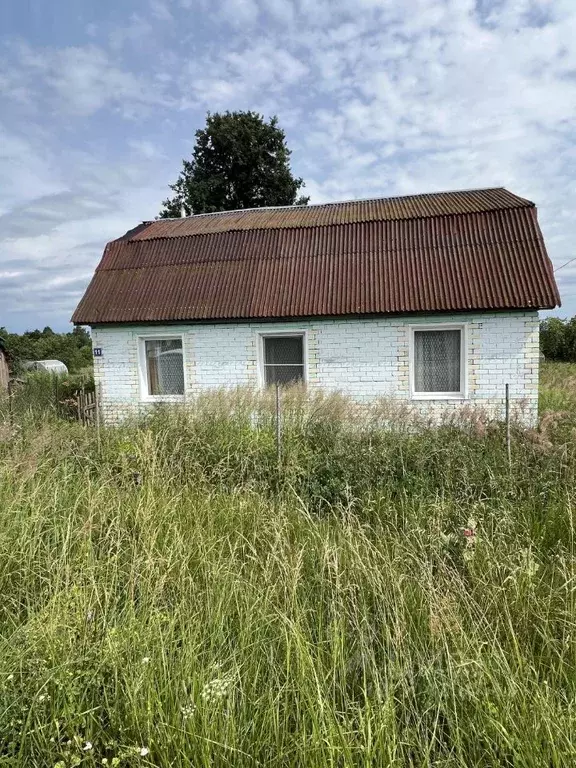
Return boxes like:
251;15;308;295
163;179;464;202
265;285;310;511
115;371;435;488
141;338;184;397
262;335;305;387
411;326;465;397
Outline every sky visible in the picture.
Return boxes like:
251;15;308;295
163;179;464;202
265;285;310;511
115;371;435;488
0;0;575;332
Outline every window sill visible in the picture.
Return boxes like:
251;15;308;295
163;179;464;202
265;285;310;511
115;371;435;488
140;395;185;404
411;393;467;401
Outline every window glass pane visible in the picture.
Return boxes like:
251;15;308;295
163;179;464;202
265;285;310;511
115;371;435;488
265;365;305;387
414;330;461;393
264;336;303;365
145;339;184;395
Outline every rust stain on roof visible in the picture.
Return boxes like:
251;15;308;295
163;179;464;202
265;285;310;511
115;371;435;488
72;188;560;325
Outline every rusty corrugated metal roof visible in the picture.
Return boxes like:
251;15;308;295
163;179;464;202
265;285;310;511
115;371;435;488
72;188;560;325
133;187;533;239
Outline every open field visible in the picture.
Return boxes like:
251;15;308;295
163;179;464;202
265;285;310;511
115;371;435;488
0;363;575;767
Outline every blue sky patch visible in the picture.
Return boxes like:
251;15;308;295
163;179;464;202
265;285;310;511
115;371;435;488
0;0;574;330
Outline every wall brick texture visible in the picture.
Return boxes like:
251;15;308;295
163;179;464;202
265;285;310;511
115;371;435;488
91;311;540;425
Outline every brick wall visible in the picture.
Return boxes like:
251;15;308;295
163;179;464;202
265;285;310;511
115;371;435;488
91;311;540;425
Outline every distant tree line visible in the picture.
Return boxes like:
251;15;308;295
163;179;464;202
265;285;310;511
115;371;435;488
540;317;576;362
0;326;92;374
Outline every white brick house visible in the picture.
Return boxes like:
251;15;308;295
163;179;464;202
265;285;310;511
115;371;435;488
73;189;559;425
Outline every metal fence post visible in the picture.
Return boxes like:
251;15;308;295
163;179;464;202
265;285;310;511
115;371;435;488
505;383;511;468
95;380;102;454
276;382;281;470
8;379;13;427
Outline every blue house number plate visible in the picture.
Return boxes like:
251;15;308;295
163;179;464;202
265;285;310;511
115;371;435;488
93;347;103;357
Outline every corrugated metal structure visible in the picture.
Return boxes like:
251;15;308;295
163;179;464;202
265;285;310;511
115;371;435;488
72;188;560;325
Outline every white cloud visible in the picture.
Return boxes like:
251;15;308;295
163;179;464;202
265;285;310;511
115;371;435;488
128;139;167;160
263;0;295;25
1;42;171;117
2;0;576;328
149;0;174;22
225;45;307;87
0;126;65;215
181;41;308;109
0;123;172;330
108;14;155;51
220;0;259;26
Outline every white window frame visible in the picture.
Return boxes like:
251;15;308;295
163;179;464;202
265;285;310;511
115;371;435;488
137;334;186;402
409;323;467;400
258;331;308;389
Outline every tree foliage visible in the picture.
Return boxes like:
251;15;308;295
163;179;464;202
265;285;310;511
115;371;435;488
0;326;92;374
540;317;576;361
159;111;309;217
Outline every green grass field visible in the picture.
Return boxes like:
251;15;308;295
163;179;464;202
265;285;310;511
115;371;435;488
0;364;575;767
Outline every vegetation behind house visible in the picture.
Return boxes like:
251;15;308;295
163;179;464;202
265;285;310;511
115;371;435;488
540;316;576;361
0;325;92;375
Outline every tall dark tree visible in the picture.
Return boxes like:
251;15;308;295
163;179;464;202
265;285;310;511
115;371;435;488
540;318;568;361
159;111;309;217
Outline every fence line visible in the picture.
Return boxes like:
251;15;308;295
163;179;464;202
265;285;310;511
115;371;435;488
76;389;97;425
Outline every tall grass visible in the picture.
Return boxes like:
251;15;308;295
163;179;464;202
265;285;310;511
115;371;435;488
540;360;576;413
0;371;95;426
0;369;575;766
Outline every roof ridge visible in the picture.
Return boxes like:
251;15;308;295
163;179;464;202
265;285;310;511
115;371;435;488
148;186;519;224
126;188;535;244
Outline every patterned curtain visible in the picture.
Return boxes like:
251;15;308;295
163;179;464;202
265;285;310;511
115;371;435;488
414;330;461;392
145;339;184;395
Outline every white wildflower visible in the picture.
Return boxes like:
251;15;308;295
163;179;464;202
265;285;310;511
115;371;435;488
141;657;150;665
140;747;149;756
200;675;233;704
83;741;93;751
181;702;196;719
